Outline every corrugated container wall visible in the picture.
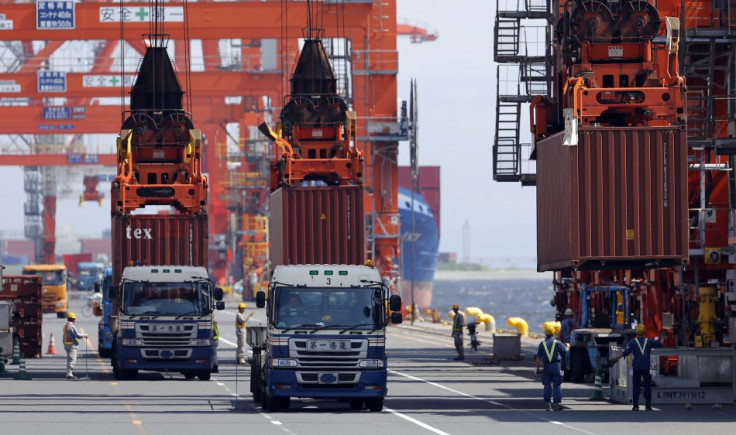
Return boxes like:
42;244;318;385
111;214;208;284
536;126;688;271
1;275;43;358
270;186;365;267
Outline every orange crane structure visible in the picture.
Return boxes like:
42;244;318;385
493;0;736;368
0;1;404;291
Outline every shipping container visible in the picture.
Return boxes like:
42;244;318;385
111;214;208;284
63;253;93;277
1;276;43;358
270;185;365;267
536;126;688;271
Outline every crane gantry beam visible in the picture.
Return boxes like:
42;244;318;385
0;1;372;41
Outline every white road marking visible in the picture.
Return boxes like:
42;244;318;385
389;369;596;435
384;407;451;435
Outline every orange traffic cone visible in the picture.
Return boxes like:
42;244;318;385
46;332;57;355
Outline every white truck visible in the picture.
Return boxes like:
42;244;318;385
110;265;224;380
249;264;403;412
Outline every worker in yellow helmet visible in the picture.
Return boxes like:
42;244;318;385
535;323;566;411
236;302;254;365
611;323;663;411
63;312;88;380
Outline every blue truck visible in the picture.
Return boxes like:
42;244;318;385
249;264;402;412
109;265;224;380
97;267;114;358
76;262;106;291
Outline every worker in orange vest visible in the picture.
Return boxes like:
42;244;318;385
63;313;88;380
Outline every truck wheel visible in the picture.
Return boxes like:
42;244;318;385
252;381;262;404
184;372;196;380
367;397;383;412
198;371;211;381
349;399;364;410
571;349;586;383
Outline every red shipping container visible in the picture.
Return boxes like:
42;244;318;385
536;126;688;271
270;185;365;267
1;276;43;299
80;238;113;260
112;214;208;285
63;253;93;277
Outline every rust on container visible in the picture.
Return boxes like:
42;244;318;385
111;214;208;284
536;126;688;271
270;185;365;267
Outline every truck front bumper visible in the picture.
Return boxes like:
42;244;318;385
116;346;213;371
266;368;387;398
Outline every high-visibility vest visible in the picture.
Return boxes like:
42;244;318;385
453;313;463;331
236;314;246;328
63;323;74;345
542;339;558;363
213;322;219;341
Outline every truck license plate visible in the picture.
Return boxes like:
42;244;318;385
307;339;350;352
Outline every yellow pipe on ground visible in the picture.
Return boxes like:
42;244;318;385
479;313;496;332
506;317;528;337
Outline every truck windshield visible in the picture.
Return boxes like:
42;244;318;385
274;287;383;330
23;269;65;285
122;282;211;316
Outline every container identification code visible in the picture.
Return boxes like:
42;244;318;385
608;46;623;57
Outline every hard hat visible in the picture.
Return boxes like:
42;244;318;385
544;323;556;336
67;312;76;320
564;308;573;316
452;304;459;310
635;324;646;335
238;303;246;309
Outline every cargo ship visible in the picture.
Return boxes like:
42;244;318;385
398;187;439;310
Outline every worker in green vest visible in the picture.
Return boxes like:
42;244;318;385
535;323;566;411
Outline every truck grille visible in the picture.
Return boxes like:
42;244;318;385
289;338;367;369
136;323;196;347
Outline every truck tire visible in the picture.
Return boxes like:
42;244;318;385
252;379;262;404
366;397;384;412
184;372;196;380
198;370;211;381
570;349;587;383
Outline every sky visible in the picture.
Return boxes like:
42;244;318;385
0;0;538;264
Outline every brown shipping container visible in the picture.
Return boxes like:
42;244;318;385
1;276;43;358
536;126;688;271
112;214;208;284
271;185;365;267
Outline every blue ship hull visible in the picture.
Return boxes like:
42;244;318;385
398;187;439;309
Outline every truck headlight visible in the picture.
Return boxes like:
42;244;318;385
271;358;298;368
189;339;212;346
358;359;385;368
121;338;143;346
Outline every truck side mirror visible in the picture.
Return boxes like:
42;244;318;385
214;287;224;301
109;285;117;300
256;290;266;308
216;301;225;311
389;295;402;312
390;312;403;324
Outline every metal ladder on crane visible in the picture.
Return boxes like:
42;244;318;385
492;0;553;185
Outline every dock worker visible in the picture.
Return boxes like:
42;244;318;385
63;312;88;380
611;324;662;411
560;308;576;344
236;303;254;365
451;304;465;361
535;323;566;411
212;320;219;373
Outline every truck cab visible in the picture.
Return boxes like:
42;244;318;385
22;264;67;318
111;265;224;380
250;264;402;412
